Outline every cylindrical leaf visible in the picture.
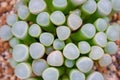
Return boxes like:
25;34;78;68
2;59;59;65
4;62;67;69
89;46;104;60
63;43;80;60
104;42;118;55
47;50;64;66
28;24;42;38
39;32;54;46
78;41;91;54
57;26;71;40
97;0;112;16
0;25;13;41
32;59;48;76
71;23;96;41
15;63;32;79
98;54;112;67
12;21;28;39
93;32;107;47
30;42;45;59
69;69;85;80
50;11;66;25
94;18;108;32
12;44;29;62
76;57;93;73
29;0;47;14
6;13;18;26
87;71;104;80
53;39;65;50
42;67;59;80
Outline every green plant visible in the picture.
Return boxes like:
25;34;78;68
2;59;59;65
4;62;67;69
0;0;120;80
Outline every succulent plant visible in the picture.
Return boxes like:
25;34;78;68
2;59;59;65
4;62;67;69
0;0;120;80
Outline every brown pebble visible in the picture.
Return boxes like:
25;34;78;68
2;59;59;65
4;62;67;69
112;56;116;62
109;64;117;72
1;2;8;8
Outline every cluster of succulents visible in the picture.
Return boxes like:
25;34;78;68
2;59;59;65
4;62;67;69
0;0;120;80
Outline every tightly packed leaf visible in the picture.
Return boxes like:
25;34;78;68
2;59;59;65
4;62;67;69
0;0;120;80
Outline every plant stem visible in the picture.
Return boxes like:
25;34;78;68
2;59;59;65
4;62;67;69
81;0;97;19
71;23;96;41
36;12;56;32
17;5;36;22
52;0;68;11
12;21;36;45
